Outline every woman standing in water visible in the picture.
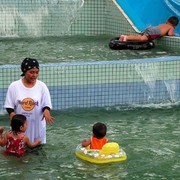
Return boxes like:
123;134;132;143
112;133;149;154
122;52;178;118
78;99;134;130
4;58;54;144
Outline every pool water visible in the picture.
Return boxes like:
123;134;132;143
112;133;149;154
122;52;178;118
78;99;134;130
0;105;179;179
0;35;180;65
0;35;179;179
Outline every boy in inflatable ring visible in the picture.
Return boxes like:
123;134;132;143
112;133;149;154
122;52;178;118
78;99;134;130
82;122;108;150
120;16;179;41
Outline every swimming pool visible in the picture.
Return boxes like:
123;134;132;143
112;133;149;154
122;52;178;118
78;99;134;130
0;0;180;179
0;106;179;179
0;36;180;65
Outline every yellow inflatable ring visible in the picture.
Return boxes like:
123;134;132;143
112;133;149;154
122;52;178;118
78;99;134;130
75;142;127;164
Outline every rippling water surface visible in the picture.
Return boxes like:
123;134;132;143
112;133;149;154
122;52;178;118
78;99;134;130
0;106;179;179
0;35;180;65
0;36;179;179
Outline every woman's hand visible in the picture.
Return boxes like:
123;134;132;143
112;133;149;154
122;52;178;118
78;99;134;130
42;109;54;124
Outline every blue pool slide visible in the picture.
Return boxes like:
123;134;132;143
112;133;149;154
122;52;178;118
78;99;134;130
116;0;180;35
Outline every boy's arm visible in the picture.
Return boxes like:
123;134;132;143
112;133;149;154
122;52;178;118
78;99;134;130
82;138;91;147
168;28;175;36
24;136;41;148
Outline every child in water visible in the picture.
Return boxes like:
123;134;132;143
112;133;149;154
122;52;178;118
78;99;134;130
120;16;179;41
0;114;41;156
82;122;108;150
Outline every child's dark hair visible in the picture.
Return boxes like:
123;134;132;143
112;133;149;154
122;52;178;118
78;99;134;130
168;16;179;26
11;114;26;134
93;122;107;139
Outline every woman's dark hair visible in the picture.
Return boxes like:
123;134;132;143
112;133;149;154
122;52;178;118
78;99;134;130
93;122;107;139
11;114;26;134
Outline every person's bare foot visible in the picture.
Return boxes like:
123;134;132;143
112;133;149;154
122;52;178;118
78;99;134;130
119;35;125;41
123;35;127;41
119;35;127;41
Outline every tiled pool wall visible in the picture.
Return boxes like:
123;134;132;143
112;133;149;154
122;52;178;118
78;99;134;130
45;58;180;109
1;57;180;111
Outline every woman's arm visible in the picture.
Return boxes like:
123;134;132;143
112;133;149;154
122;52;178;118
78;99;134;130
6;108;16;125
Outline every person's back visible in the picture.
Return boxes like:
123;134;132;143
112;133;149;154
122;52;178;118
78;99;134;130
158;23;174;36
90;136;107;150
5;131;26;155
158;16;179;36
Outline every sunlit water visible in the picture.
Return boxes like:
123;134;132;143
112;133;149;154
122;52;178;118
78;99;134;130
0;106;179;179
0;35;180;65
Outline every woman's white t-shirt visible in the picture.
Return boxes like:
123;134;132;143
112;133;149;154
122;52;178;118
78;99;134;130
4;79;52;144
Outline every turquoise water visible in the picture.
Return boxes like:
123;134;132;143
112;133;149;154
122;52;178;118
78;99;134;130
0;106;179;179
0;36;180;65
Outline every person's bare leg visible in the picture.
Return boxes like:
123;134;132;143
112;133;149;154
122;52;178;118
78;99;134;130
125;35;148;41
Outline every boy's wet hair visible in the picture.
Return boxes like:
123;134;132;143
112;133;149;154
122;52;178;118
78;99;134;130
168;16;179;26
93;122;107;139
11;114;26;134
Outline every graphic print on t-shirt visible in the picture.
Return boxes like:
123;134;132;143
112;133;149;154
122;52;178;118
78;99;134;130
19;98;39;111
